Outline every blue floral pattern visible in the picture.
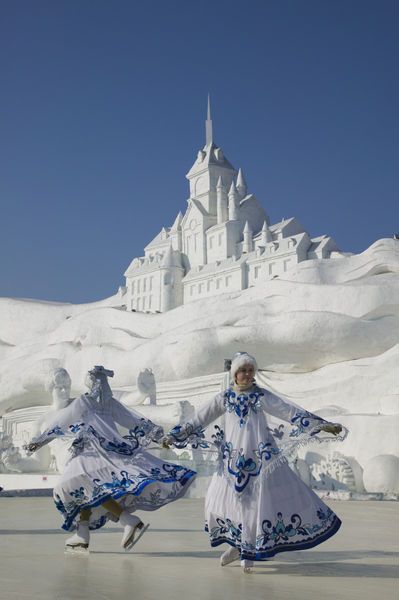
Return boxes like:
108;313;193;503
168;423;210;449
123;418;164;448
223;388;264;427
290;410;324;438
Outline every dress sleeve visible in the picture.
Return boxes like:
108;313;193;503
263;388;342;440
167;393;225;448
28;396;87;449
111;398;164;444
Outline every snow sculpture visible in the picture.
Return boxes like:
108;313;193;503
363;455;399;494
137;368;156;405
0;432;22;473
27;368;74;473
306;452;363;493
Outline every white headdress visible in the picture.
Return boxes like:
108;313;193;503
230;351;258;381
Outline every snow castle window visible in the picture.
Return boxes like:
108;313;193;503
254;266;260;279
283;259;291;272
190;285;195;296
209;236;214;249
216;278;221;289
198;283;203;294
143;278;146;292
137;280;141;293
149;277;153;291
218;233;223;246
137;298;141;311
142;298;146;311
207;280;211;292
268;263;275;275
131;281;135;294
225;275;231;287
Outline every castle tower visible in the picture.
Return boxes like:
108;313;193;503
185;98;238;216
159;245;184;311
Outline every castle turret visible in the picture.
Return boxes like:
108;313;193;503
216;176;228;224
160;245;184;312
236;168;247;199
260;220;272;245
242;221;253;253
228;181;239;221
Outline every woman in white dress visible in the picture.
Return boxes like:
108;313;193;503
166;352;347;573
26;366;196;552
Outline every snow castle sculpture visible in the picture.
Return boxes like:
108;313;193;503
119;98;345;313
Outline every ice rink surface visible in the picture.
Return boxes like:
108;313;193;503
0;498;398;600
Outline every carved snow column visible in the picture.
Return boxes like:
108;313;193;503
260;221;272;245
216;176;228;224
228;181;239;221
236;168;247;199
242;221;253;253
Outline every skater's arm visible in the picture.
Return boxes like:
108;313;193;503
25;395;87;453
111;398;164;443
166;393;225;448
263;389;343;437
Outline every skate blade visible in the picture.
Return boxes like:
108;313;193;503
65;545;90;556
124;523;149;552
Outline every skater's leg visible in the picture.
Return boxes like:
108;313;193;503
80;508;92;521
65;520;90;552
101;499;123;518
100;498;148;550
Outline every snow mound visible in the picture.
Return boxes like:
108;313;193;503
0;238;398;416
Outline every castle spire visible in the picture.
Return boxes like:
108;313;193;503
205;94;213;146
236;168;247;198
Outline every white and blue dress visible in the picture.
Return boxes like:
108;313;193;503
168;384;347;561
31;391;196;532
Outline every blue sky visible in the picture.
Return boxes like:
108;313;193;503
1;0;398;303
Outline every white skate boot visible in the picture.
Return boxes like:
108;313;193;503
241;559;254;573
220;546;240;566
119;511;149;551
65;521;90;554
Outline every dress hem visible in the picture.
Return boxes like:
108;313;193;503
205;515;342;561
59;470;196;531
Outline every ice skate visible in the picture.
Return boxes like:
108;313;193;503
241;559;254;573
119;511;149;551
64;521;90;554
220;546;240;566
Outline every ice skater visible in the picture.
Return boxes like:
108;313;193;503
165;352;347;573
26;365;196;553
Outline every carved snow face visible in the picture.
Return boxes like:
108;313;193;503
53;378;70;403
49;369;71;407
235;364;255;387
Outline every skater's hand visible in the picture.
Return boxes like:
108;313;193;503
320;423;342;436
160;436;173;449
23;442;40;455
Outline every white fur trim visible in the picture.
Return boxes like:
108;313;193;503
230;352;258;380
